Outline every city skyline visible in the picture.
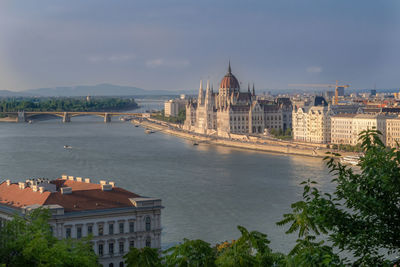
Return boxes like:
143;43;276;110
0;0;399;92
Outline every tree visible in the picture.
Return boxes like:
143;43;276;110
278;129;400;265
215;226;284;267
124;247;162;267
0;208;98;267
164;239;216;267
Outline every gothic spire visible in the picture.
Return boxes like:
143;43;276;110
228;60;232;74
198;80;204;105
252;83;255;96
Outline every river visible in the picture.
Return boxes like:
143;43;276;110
0;100;334;253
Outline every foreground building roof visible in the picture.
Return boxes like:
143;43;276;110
0;176;145;212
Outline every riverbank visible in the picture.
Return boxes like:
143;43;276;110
0;117;17;122
132;118;351;158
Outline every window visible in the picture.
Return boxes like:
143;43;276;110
98;244;104;256
119;241;124;254
98;224;104;236
77;227;82;239
87;225;93;235
129;222;134;233
145;237;151;247
109;264;114;267
145;217;151;231
129;240;134;248
66;228;71;238
109;223;114;235
119;262;124;267
119;222;124;234
109;243;114;255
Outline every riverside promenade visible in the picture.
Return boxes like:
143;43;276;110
133;118;348;158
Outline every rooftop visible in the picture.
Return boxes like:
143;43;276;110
0;175;146;212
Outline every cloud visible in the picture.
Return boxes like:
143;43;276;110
306;66;322;73
87;54;136;63
146;58;190;68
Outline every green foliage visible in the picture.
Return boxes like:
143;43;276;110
215;226;284;267
0;97;138;113
278;129;400;265
0;208;98;267
269;128;292;140
124;247;162;267
164;239;216;267
284;236;345;267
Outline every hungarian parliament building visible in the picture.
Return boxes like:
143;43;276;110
183;63;292;137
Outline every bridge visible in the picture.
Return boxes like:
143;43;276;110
1;111;150;123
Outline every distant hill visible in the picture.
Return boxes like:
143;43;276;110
0;83;191;97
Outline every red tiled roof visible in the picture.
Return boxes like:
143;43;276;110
0;183;50;208
0;179;141;212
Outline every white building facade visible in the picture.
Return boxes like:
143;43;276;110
164;99;186;117
0;176;163;267
292;96;332;144
331;114;389;145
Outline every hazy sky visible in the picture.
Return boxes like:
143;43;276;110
0;0;399;92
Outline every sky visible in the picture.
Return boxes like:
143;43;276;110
0;0;399;92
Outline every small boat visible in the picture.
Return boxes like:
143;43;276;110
64;145;72;149
340;155;360;165
145;129;155;134
193;142;199;146
28;120;33;124
134;125;139;127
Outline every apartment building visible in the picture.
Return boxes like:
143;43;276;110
331;114;389;145
386;116;400;148
0;176;163;267
292;96;332;143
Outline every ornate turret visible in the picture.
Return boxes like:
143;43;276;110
198;80;204;105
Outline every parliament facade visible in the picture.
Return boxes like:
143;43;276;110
184;64;292;137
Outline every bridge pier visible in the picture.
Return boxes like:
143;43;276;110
62;112;71;123
17;111;26;123
104;113;111;123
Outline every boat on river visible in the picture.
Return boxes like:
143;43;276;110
340;155;360;165
64;145;72;149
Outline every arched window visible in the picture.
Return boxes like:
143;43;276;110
109;263;114;267
145;217;151;231
119;262;124;267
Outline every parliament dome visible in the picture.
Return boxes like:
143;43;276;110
220;63;240;89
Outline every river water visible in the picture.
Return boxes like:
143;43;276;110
0;100;334;253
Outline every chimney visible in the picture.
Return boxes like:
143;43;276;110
61;175;68;180
61;187;72;194
68;176;74;181
32;185;38;192
76;177;82;182
101;184;112;191
18;182;26;189
6;180;11;186
109;181;115;187
100;180;107;185
84;178;91;183
39;187;45;194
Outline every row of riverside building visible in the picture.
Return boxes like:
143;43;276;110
292;96;400;147
0;175;163;267
182;64;400;147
